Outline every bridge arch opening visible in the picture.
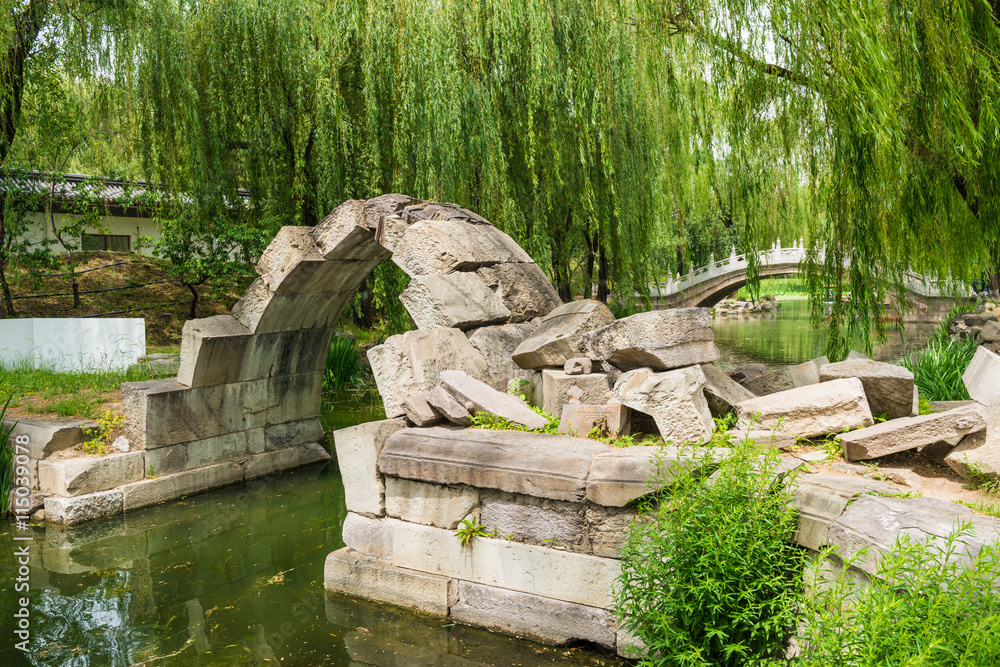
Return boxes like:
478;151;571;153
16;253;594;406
121;196;563;485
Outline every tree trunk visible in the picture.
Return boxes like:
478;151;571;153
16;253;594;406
597;240;609;303
0;267;14;318
186;283;199;319
551;208;573;302
1;0;49;165
676;245;685;276
584;217;595;300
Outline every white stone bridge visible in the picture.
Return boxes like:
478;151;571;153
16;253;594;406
647;239;969;309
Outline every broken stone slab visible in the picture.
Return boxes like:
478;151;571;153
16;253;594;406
324;547;456;617
918;437;960;466
441;370;548;429
558;403;630;438
581;308;720;371
701;363;756;418
564;357;593;375
384;477;480;529
392;520;620;609
368;327;492;418
450;581;615;649
611;366;715;444
586;445;725;507
38;451;144;497
313;196;412;261
342;512;395;560
399;272;511;330
827;494;1000;577
378;427;609;503
3;418;96;460
735;377;874;439
964;346;1000;407
982;320;1000;343
741;356;829;396
944;400;1000;482
425;385;472;426
790;473;898;551
540;370;610;420
512;300;616;370
728;364;767;383
819;358;915;420
840;404;986;461
466;320;539;384
402;391;442;427
333;418;408;516
475;262;563;322
44;489;123;526
392;218;534;276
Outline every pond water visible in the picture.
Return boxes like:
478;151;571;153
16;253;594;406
0;391;627;667
711;298;940;370
0;298;943;667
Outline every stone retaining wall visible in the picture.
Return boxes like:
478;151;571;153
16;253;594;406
324;420;1000;657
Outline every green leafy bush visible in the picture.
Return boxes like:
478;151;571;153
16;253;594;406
1;395;14;515
323;336;363;391
900;336;978;401
616;441;805;666
798;526;1000;666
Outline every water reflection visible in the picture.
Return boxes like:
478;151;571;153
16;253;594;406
1;392;627;667
712;299;940;370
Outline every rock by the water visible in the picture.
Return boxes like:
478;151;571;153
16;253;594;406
512;300;615;370
466;321;539;384
368;328;492;417
426;386;472;426
701;363;755;417
741;357;829;396
402;392;442;427
729;364;767;383
735;377;873;438
840;404;986;461
581;308;720;371
964;346;1000;407
610;366;714;444
819;358;915;420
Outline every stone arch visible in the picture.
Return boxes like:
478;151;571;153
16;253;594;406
119;196;563;506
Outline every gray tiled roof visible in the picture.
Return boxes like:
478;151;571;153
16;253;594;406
0;170;250;205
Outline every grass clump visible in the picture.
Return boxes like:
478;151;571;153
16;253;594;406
900;336;978;401
323;335;366;392
616;439;805;666
798;526;1000;666
470;405;560;434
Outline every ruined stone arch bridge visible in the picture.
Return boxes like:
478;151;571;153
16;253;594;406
647;240;968;310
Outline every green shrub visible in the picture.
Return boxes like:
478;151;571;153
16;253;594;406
616;440;806;666
1;394;14;515
900;336;978;401
798;526;1000;666
323;336;363;391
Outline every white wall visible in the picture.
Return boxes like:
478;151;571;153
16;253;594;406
0;318;146;372
21;211;162;257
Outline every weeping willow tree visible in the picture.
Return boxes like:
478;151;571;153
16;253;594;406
632;0;1000;356
133;0;664;308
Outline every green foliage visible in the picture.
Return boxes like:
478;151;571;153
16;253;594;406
454;517;490;548
797;527;1000;666
616;440;806;666
0;394;15;515
961;456;1000;497
322;336;365;392
917;398;934;415
733;278;810;301
78;410;125;456
958;499;1000;519
900;337;979;402
470;406;560;435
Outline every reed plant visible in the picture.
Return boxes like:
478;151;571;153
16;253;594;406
323;336;365;391
616;438;805;666
797;526;1000;666
900;335;979;401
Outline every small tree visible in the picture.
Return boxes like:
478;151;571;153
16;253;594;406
154;204;267;319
